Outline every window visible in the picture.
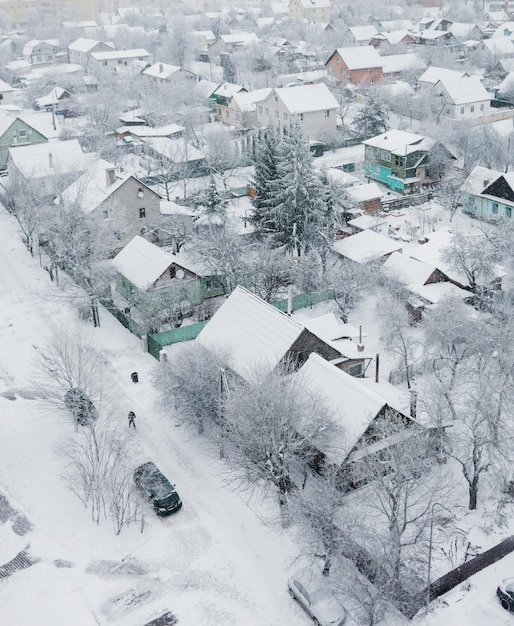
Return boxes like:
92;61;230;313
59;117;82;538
283;112;288;120
18;129;27;139
139;208;146;219
258;106;262;113
103;209;110;219
480;103;484;111
113;230;121;240
492;202;499;215
118;59;123;65
507;207;512;218
299;113;303;121
460;106;464;114
275;110;279;118
324;110;330;118
103;61;107;66
348;362;363;377
225;110;230;118
379;149;391;162
265;107;269;116
470;105;475;113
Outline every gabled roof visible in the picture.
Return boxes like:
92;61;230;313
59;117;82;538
481;37;514;54
346;182;383;203
464;165;501;196
196;285;305;380
382;52;425;74
418;66;469;85
68;38;113;53
60;159;128;213
294;0;331;7
257;83;339;114
435;76;490;105
90;48;149;61
349;25;378;42
141;137;205;163
231;88;272;112
333;230;402;263
35;87;70;108
143;62;197;80
363;129;425;151
213;82;246;98
112;235;174;291
372;29;413;45
8;139;89;178
297;353;387;464
332;46;383;70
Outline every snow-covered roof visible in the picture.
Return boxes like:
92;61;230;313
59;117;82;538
35;87;69;108
450;22;479;39
213;82;246;98
60;159;128;213
232;88;272;112
346;182;383;203
112;235;174;291
334;46;383;70
0;78;14;93
418;66;469;85
142;137;205;163
117;124;184;138
363;129;425;151
259;83;339;114
90;49;150;61
492;21;514;37
407;229;470;286
297;353;387;464
196;285;305;380
217;32;259;45
481;37;514;54
333;230;402;263
68;37;112;53
297;0;331;7
382;52;426;74
143;62;196;80
8;139;89;179
160;200;196;217
349;25;378;42
373;29;412;45
464;165;501;196
435;76;490;105
348;214;386;231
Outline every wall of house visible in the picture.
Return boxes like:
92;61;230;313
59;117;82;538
0;120;47;166
68;42;112;68
462;192;514;220
284;329;342;369
96;178;162;252
444;100;490;120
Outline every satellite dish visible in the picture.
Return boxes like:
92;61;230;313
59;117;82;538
176;269;185;279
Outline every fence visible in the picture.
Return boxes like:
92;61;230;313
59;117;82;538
381;191;433;212
101;299;144;338
147;321;209;360
272;289;334;313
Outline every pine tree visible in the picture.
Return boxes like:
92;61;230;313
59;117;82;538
221;53;237;83
204;177;227;217
271;118;324;255
250;126;282;237
353;91;389;138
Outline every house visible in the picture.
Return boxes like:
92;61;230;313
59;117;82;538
112;235;224;309
22;39;60;65
7;139;90;191
462;165;514;221
67;38;114;67
413;30;461;50
159;200;195;250
333;229;403;264
297;353;429;489
363;129;454;193
432;76;491;121
345;182;383;214
0;79;15;106
142;63;198;89
115;124;184;144
59;159;163;252
253;83;339;141
34;87;72;114
288;0;332;23
381;53;426;79
196;285;349;381
383;251;471;320
478;37;514;59
212;82;247;117
349;25;379;46
325;46;383;84
207;33;259;58
416;66;470;90
88;49;151;73
217;87;272;129
370;30;414;50
0;112;48;168
140;137;208;180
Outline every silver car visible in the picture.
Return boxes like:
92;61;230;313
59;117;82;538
288;573;346;626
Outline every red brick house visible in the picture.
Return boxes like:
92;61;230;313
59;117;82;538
325;46;383;84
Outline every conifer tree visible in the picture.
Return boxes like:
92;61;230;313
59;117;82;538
354;90;389;138
250;126;282;237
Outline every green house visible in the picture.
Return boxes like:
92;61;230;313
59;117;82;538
112;235;224;310
462;165;514;221
0;114;48;167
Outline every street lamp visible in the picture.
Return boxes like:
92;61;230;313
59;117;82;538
426;502;454;614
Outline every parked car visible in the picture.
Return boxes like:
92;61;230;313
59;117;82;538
133;461;182;516
287;572;346;626
497;578;514;611
64;388;98;426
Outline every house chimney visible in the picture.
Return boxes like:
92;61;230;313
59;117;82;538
375;353;379;383
410;389;418;419
48;152;53;168
159;63;163;73
106;167;116;186
357;325;364;350
483;179;490;187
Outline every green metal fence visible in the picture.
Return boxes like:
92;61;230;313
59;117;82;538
101;299;144;338
147;321;209;360
272;289;334;313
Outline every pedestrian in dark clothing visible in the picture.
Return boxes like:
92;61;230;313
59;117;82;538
128;411;136;428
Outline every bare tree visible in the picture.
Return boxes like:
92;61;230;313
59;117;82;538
222;361;336;527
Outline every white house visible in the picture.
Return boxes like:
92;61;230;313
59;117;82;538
142;62;198;88
88;49;151;72
432;76;491;120
22;39;60;65
67;38;114;67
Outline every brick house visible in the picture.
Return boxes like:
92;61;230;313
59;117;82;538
325;46;383;84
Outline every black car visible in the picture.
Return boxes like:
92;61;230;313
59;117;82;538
133;461;182;516
497;578;514;611
64;388;98;426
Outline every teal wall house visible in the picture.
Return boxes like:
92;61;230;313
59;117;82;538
0;114;48;167
463;166;514;221
112;235;224;310
363;129;454;194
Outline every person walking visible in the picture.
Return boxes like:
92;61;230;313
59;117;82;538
128;410;136;428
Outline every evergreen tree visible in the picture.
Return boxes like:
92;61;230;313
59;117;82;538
204;177;227;217
250;126;282;237
221;52;237;83
353;90;389;138
271;118;324;255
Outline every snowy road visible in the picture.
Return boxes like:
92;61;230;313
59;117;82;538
0;207;306;625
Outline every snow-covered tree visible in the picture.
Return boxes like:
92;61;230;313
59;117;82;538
353;90;389;138
250;126;282;237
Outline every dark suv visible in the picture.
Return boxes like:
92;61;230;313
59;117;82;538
64;388;98;426
133;462;182;516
